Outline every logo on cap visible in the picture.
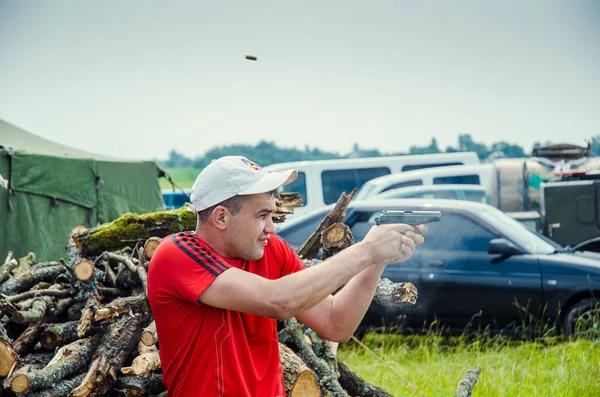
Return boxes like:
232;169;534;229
241;157;261;171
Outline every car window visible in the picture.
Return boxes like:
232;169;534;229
280;171;307;205
423;213;497;251
431;190;458;199
380;179;423;193
433;175;480;185
462;190;487;203
401;162;463;172
322;167;391;205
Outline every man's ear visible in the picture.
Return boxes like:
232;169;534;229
211;206;229;230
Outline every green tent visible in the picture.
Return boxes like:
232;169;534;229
0;119;164;261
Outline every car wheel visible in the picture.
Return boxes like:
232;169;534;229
562;298;600;338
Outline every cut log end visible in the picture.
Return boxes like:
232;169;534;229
143;237;162;260
0;340;18;377
40;330;60;350
74;260;95;282
10;373;29;393
141;331;156;347
70;225;88;252
321;223;353;249
290;371;321;397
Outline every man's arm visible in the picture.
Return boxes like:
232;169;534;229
199;224;425;341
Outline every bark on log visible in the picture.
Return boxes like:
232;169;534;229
70;313;149;397
321;223;354;260
300;259;418;307
21;373;86;397
99;259;117;288
13;323;44;356
40;321;80;350
11;335;101;393
14;252;36;277
296;189;357;260
373;279;419;306
71;208;196;256
0;251;18;284
143;237;162;261
6;287;72;303
141;321;158;347
121;343;161;376
0;324;17;377
280;343;320;397
93;294;149;323
116;373;165;396
273;192;304;223
279;318;347;396
337;360;393;397
11;297;54;325
454;366;482;397
98;287;130;299
0;265;65;295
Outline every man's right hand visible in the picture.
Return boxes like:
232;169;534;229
360;223;426;266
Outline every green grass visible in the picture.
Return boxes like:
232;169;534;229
159;167;201;189
339;333;600;396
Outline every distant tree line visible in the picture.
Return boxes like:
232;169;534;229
159;134;600;169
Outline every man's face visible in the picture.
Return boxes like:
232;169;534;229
226;192;277;260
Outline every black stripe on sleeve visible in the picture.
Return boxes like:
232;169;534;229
172;235;220;277
179;234;230;273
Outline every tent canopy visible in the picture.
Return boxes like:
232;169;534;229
0;119;164;261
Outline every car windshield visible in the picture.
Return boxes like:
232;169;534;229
476;205;558;254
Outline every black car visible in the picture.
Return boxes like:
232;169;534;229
277;199;600;336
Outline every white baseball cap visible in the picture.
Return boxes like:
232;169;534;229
189;156;297;212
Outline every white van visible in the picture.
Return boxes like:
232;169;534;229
264;152;479;216
354;163;493;201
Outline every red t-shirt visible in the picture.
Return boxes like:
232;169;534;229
147;232;305;397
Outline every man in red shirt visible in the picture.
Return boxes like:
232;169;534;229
148;156;426;396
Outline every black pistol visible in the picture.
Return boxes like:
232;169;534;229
374;210;441;226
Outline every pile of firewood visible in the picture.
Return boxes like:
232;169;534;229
0;191;480;396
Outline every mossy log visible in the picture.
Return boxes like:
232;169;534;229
296;189;356;260
21;373;86;397
10;335;101;393
0;265;65;295
337;360;393;397
71;208;197;256
116;373;165;396
70;313;149;397
454;366;482;397
280;343;320;397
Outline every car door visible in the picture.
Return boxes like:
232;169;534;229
346;210;431;330
418;211;543;332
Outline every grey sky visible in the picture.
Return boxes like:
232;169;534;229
1;1;599;161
